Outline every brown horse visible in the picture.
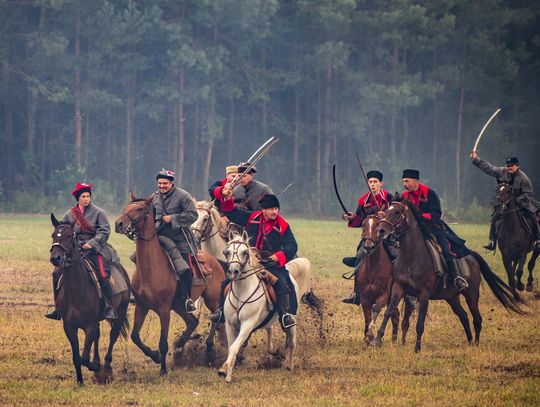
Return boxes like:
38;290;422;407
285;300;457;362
358;214;414;344
49;214;130;384
373;195;526;352
114;195;225;376
493;183;539;291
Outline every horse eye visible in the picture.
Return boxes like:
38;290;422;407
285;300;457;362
223;249;230;256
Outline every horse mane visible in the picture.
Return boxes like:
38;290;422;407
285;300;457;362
392;194;437;240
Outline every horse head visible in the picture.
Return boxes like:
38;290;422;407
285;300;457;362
376;196;412;240
192;201;217;243
115;194;154;240
223;230;253;281
494;183;514;211
362;214;384;254
50;213;77;267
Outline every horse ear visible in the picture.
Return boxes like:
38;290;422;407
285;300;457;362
242;229;249;242
228;230;236;242
393;191;401;201
51;213;59;227
130;190;137;202
144;194;154;206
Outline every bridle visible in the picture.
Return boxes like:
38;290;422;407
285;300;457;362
362;214;382;247
192;204;225;242
50;225;76;266
379;201;416;237
494;183;515;213
120;201;156;241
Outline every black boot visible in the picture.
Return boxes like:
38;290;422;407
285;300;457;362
524;211;540;251
45;272;61;320
277;293;296;329
101;280;118;320
342;257;358;268
447;258;468;291
180;269;197;314
483;215;498;251
210;279;229;324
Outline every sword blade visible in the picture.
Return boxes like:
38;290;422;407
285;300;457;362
332;164;350;214
248;136;275;162
473;108;501;152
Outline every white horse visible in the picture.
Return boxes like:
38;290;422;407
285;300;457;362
217;231;321;382
191;200;229;263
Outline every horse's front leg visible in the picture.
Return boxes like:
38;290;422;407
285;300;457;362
414;297;430;353
401;298;415;345
516;254;527;291
502;255;517;289
526;250;538;292
131;304;161;364
373;284;404;347
265;326;274;353
284;324;297;371
64;324;83;385
360;301;373;344
157;307;171;376
219;321;255;383
81;323;100;372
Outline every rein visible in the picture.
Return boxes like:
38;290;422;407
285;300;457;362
380;201;417;238
193;204;226;242
120;202;156;241
50;227;77;266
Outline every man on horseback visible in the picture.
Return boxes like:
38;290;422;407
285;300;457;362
341;170;395;304
152;169;198;313
208;165;238;213
232;162;273;211
46;182;118;320
470;152;540;251
212;191;298;329
401;169;469;291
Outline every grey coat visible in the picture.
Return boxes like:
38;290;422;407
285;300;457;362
63;203;120;264
233;179;273;211
473;155;538;213
152;186;198;253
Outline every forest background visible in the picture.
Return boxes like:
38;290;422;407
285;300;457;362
1;0;539;219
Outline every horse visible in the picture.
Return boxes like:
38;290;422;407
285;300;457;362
49;214;130;384
191;200;228;264
114;194;226;376
493;183;539;291
217;231;322;383
372;194;526;353
357;214;415;345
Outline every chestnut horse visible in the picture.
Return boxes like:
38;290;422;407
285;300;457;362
374;195;526;352
358;214;414;344
114;195;225;376
493;183;539;291
49;214;130;384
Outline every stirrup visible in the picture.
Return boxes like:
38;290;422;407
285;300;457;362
342;292;360;305
104;306;117;320
483;240;496;251
45;306;61;320
342;257;358;268
281;313;297;329
454;276;468;291
533;240;540;251
185;298;197;314
210;308;224;324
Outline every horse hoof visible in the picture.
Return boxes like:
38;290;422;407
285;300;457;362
414;345;421;353
391;335;398;343
372;338;382;347
526;283;533;292
159;369;168;377
217;368;227;378
517;282;525;291
151;352;161;364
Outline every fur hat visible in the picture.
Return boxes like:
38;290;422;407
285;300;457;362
72;182;92;200
259;194;280;209
366;170;383;181
402;169;420;180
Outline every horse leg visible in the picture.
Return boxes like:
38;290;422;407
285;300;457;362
157;308;171;376
360;302;373;344
285;325;297;371
64;324;83;385
265;326;274;353
401;299;415;345
131;304;161;364
526;251;538;292
502;255;517;289
463;287;482;345
81;323;100;372
389;303;400;344
445;295;473;344
105;300;129;370
516;254;527;291
373;284;404;347
172;309;199;350
414;297;429;353
218;321;247;382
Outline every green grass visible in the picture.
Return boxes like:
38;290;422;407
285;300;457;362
0;214;539;406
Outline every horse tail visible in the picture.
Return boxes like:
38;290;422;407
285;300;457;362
470;251;528;315
109;308;130;340
302;290;324;312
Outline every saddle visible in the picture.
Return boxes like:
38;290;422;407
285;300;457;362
426;240;471;284
80;259;128;297
224;274;278;306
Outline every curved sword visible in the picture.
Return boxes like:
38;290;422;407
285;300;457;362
473;108;501;152
332;164;350;214
355;151;381;211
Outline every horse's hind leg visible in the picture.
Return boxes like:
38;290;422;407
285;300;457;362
373;285;404;347
81;323;100;372
401;299;415;345
526;251;538;292
414;297;429;353
131;304;161;364
157;308;171;376
516;254;527;291
105;300;129;369
285;325;297;371
463;287;482;345
502;256;517;289
445;295;473;344
173;310;199;350
64;325;83;385
265;326;273;353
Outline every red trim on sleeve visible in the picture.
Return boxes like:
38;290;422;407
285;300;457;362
274;251;287;267
422;213;431;219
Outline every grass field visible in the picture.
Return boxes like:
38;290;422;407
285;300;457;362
0;214;539;406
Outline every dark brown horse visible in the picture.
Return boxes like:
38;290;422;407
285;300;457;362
493;183;539;291
373;195;526;352
358;214;414;344
114;195;225;376
49;214;130;384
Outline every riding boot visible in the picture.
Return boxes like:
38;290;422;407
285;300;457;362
210;278;229;324
483;215;499;251
342;240;365;268
383;238;400;264
45;271;61;320
523;211;540;251
100;279;118;320
277;292;297;329
130;251;137;264
342;268;361;305
170;253;196;313
447;258;468;291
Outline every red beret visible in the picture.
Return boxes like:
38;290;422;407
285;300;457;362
71;182;93;200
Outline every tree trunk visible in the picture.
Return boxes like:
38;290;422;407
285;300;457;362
74;9;82;168
176;68;185;185
125;72;135;200
293;87;300;183
27;87;37;155
455;85;465;205
227;97;235;165
316;68;322;213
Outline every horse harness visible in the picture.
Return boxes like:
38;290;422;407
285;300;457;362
192;203;227;242
120;201;156;241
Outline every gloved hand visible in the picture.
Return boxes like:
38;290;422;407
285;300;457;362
259;257;277;270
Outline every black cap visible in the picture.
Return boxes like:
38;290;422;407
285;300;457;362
259;194;280;209
366;170;383;181
238;162;257;174
506;157;519;166
402;169;420;180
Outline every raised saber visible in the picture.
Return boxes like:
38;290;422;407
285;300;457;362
248;136;274;162
472;108;501;152
277;183;293;198
355;151;381;211
230;138;279;189
332;165;350;214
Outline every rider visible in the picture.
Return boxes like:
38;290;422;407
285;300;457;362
341;170;395;304
232;162;273;211
208;165;238;214
401;169;469;291
470;152;540;251
211;191;298;329
45;182;118;320
152;168;198;313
